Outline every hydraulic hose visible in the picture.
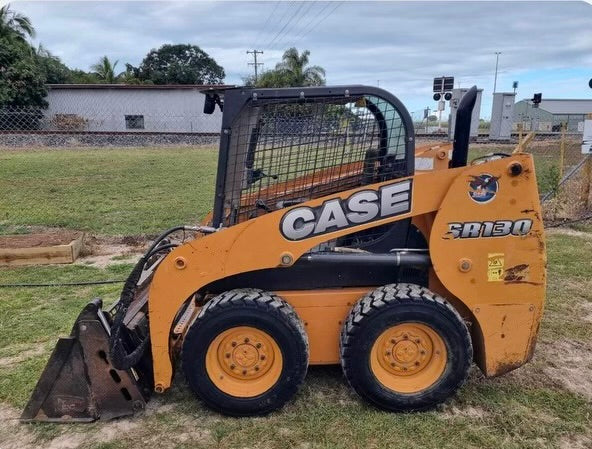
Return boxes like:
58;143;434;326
108;225;210;371
108;254;150;370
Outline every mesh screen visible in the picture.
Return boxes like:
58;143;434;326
220;94;409;226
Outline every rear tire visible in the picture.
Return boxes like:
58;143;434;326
182;289;308;416
340;283;472;411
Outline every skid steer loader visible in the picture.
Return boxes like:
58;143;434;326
22;85;546;421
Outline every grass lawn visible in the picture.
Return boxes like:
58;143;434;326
0;230;591;449
0;146;218;236
1;142;584;237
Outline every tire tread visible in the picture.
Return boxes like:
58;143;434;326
340;283;472;411
183;288;308;416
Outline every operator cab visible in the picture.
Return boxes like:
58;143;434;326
203;84;476;256
203;86;422;252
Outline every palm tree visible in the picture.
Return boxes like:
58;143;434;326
118;63;142;84
91;56;119;83
0;4;35;41
253;48;326;88
276;48;326;87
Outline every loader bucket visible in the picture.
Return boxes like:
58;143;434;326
21;298;149;422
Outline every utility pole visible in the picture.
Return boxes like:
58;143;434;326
246;50;264;83
493;51;502;93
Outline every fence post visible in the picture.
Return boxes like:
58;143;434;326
559;122;566;179
582;156;592;212
581;113;592;211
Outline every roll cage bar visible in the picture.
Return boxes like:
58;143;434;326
207;85;417;228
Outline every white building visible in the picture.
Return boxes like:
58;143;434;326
514;98;592;132
44;84;231;133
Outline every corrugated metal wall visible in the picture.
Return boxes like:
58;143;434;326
44;88;223;133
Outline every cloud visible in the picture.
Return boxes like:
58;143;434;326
13;0;592;116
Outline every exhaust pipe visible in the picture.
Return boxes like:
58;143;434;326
450;85;478;168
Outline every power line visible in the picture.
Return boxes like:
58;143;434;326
264;1;298;49
267;2;306;50
292;1;342;48
251;1;281;49
290;1;332;44
247;49;264;82
269;1;317;51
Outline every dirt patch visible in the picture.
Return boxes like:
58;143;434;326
560;434;592;449
547;227;592;242
76;244;142;268
543;339;592;400
442;405;488;420
82;234;148;254
0;403;144;449
93;419;141;444
580;301;592;324
77;234;146;268
0;231;82;249
0;404;37;449
0;344;46;368
46;433;86;449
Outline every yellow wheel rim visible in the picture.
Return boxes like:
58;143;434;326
205;326;283;397
370;323;447;394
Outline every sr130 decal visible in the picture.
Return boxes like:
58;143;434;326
447;219;533;239
280;179;412;241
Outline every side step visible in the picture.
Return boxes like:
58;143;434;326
21;299;148;422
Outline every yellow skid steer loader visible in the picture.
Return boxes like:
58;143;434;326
22;85;545;421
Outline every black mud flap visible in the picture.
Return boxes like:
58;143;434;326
21;299;150;423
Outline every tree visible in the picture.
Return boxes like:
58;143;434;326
0;37;47;129
91;55;119;83
0;5;51;127
0;37;47;107
276;48;325;86
35;45;72;84
0;4;35;42
68;69;99;84
118;63;145;85
248;48;326;88
136;44;225;85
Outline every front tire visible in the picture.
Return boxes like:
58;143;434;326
340;283;472;411
182;289;308;416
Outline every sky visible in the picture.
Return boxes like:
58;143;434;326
9;0;592;119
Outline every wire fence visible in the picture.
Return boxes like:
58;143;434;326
0;86;224;147
0;95;590;244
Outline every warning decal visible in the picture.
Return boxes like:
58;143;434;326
487;253;504;282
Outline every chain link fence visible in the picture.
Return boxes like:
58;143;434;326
0;85;224;147
0;90;590;243
511;105;591;225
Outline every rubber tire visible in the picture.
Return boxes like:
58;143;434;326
340;283;472;412
182;289;308;416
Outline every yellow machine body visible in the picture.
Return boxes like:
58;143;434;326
148;153;545;392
